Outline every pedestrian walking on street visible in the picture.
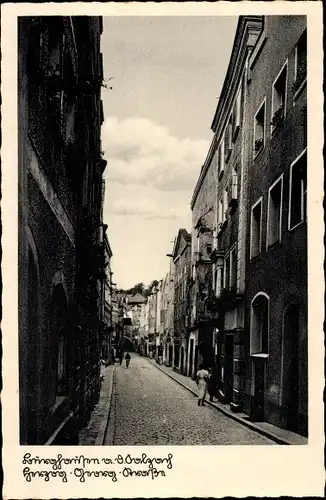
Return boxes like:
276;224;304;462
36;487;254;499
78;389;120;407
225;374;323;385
125;352;131;368
196;363;210;406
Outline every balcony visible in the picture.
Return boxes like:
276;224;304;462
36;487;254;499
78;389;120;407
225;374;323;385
210;248;224;264
194;252;211;268
216;287;244;309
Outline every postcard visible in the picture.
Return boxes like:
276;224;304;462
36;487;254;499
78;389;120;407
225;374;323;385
1;1;324;498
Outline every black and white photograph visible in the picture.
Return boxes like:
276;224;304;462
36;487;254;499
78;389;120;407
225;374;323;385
1;2;324;498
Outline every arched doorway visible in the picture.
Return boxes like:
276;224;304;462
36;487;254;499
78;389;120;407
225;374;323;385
282;304;300;432
49;284;68;406
27;249;39;444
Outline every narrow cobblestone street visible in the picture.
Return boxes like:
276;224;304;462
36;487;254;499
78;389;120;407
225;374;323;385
103;354;274;445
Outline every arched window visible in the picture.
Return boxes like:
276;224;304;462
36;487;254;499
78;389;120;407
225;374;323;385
250;293;269;355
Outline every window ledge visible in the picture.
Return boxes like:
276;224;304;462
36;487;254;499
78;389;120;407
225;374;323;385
266;239;280;251
253;146;264;161
251;353;268;359
288;219;305;232
250;252;261;262
232;126;240;143
271;119;285;138
293;78;307;102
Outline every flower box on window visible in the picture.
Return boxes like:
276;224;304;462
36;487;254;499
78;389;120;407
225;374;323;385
271;106;284;129
292;65;307;94
254;138;264;153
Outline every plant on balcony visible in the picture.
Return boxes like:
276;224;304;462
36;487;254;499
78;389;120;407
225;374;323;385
292;64;307;94
271;105;284;129
254;138;264;153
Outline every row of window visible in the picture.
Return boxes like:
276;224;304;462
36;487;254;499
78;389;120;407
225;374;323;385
253;29;307;157
212;148;307;295
250;149;307;259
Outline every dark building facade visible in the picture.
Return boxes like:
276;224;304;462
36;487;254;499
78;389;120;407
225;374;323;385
18;16;106;444
190;16;263;401
243;16;307;436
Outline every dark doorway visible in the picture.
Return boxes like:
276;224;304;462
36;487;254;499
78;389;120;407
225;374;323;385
224;334;234;402
174;344;180;369
168;344;173;366
283;304;300;432
27;250;39;444
189;339;194;376
180;346;184;374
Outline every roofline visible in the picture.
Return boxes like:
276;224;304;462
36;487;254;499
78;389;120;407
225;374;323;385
210;15;263;132
172;228;191;260
190;15;263;210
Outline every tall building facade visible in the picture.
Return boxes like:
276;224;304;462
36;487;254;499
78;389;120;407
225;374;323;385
189;161;217;378
243;16;307;435
160;261;175;366
188;16;307;437
209;16;263;411
171;229;191;373
18;16;106;444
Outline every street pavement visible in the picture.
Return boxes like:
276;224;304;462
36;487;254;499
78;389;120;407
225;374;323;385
103;354;275;445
